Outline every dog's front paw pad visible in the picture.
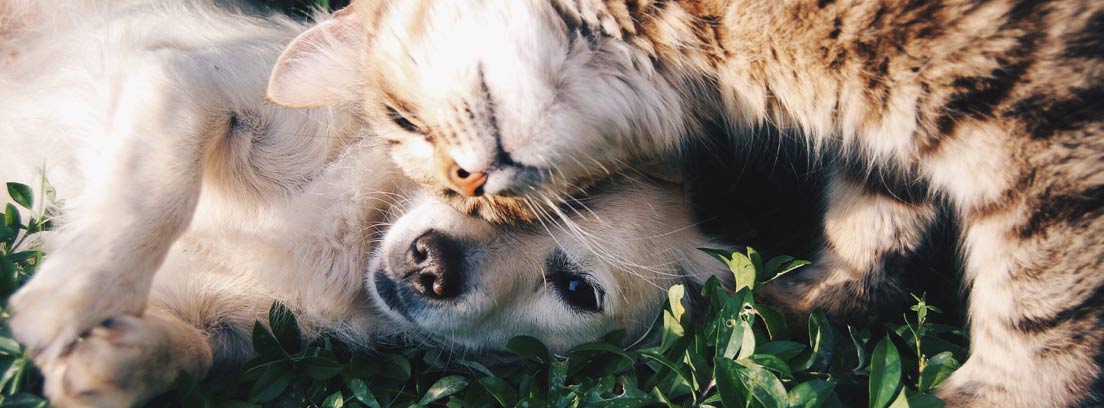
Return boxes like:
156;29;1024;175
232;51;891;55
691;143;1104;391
42;316;173;408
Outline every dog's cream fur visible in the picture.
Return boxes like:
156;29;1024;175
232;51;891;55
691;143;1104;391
0;2;729;406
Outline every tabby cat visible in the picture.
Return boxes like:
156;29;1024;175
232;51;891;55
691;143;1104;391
268;1;1104;406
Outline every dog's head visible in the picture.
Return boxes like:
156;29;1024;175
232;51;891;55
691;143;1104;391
268;1;697;224
366;176;729;353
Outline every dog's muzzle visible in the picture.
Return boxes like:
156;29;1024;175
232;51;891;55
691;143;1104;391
372;230;467;320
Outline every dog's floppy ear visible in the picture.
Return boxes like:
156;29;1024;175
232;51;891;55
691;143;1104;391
267;6;363;108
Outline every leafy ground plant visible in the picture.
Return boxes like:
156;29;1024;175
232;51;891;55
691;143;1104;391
0;183;965;407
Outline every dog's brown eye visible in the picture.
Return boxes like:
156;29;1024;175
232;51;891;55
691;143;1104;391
386;106;420;133
557;275;602;312
547;249;604;313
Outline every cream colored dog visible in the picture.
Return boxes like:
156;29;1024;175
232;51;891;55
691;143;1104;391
0;1;728;406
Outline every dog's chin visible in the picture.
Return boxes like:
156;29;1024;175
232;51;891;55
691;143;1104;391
367;269;419;324
366;269;474;350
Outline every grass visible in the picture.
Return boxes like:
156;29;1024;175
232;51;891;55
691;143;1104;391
0;181;966;407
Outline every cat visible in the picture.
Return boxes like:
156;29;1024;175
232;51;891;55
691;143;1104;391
0;1;730;405
267;0;1104;406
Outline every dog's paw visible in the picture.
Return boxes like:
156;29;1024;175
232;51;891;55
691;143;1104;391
8;263;147;364
39;315;193;408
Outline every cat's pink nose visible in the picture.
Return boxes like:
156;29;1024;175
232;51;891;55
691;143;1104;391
447;163;487;197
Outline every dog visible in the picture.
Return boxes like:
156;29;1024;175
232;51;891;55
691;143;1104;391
0;1;730;405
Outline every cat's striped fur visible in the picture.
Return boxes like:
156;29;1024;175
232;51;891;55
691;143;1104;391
269;0;1104;406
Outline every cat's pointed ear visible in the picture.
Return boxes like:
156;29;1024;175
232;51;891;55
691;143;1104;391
267;6;363;108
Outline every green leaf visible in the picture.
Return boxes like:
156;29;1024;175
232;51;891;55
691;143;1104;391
212;402;257;408
764;256;795;276
756;304;790;341
6;251;37;263
549;356;568;394
651;386;677;408
0;334;22;355
248;365;291;402
786;379;836;408
668;284;687;324
4;204;21;230
321;392;345;408
698;248;732;263
701;275;726;318
888;388;910;408
250;321;286;360
717;288;754;359
479;376;517;407
379;354;411;381
736;360;788;408
758;341;806;362
766;260;811;282
746;247;764;280
0;393;49;408
797;309;834;372
869;338;903;408
918;351;960;393
0;254;18;300
685;335;712;393
301;356;343;381
268;301;302;354
918;334;968;362
579;375;651;407
507;336;549;364
419;375;469;405
714;358;748;408
454;359;493;376
641;350;693;392
569;342;636;364
848;326;869;371
745;354;793;379
661;310;685;350
736;317;756;361
347;378;381;408
6;183;32;210
727;251;757;291
907;394;946;408
0;226;13;244
0;357;26;393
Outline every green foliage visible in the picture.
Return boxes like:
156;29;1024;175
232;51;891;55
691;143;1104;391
0;179;55;407
0;185;966;407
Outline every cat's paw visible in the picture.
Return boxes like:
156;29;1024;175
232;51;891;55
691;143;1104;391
756;277;815;317
7;262;147;364
39;316;190;408
757;264;882;325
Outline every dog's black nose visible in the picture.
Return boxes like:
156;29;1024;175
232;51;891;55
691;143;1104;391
402;230;463;299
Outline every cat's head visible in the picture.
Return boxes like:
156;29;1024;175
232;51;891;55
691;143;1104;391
268;1;694;223
365;175;729;353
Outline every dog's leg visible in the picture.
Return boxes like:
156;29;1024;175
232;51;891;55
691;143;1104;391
9;54;226;364
760;171;936;322
41;309;212;408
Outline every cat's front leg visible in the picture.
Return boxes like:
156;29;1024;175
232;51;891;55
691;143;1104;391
933;182;1104;407
760;171;937;323
8;56;223;366
40;310;212;408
